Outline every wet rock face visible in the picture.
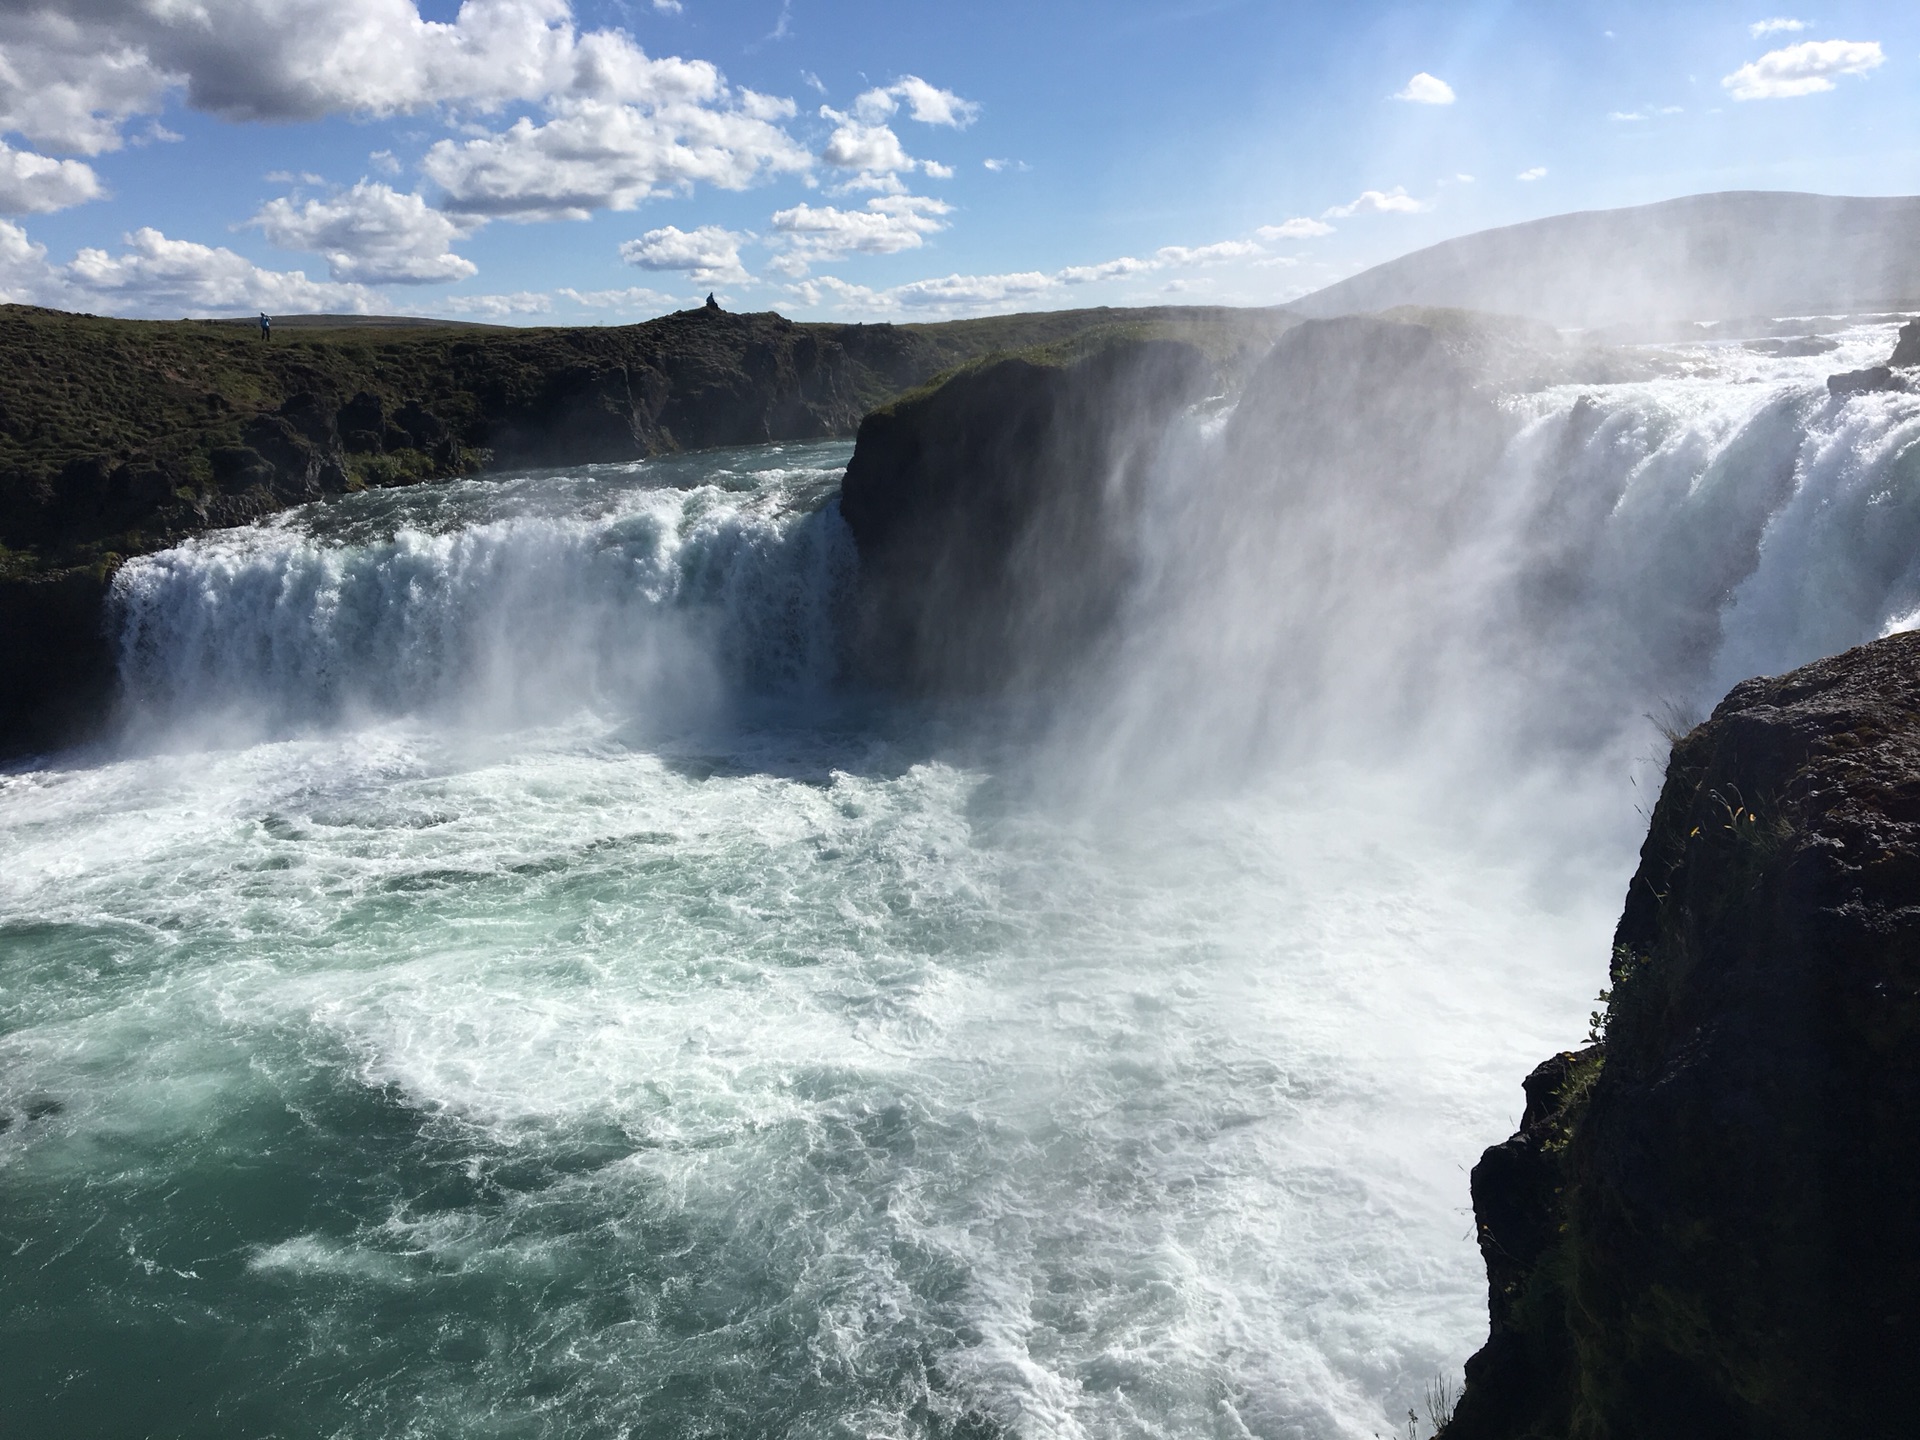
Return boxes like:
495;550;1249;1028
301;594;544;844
838;338;1214;696
1448;630;1920;1440
0;568;115;754
1827;318;1920;395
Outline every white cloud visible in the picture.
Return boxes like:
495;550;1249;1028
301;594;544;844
1723;38;1884;99
820;113;915;173
370;149;402;175
1059;256;1153;284
652;0;684;12
250;181;479;284
781;274;886;310
768;193;949;271
788;269;1050;314
1392;72;1456;105
424;97;810;219
1323;186;1428;217
0;0;815;215
558;284;675;308
68;226;379;314
0;14;174;156
892;271;1052;307
1517;166;1548;181
0;217;377;314
1256;217;1334;240
816;103;955;189
851;76;979;128
618;223;749;283
0;140;103;214
1750;18;1807;37
441;291;553;317
1155;240;1262;266
1610;110;1645;121
0;219;55;303
801;71;826;95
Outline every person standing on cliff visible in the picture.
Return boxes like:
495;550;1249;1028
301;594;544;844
259;311;271;341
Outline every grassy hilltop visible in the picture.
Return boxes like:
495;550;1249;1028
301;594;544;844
0;301;1291;579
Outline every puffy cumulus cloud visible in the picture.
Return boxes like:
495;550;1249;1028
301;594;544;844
67;226;379;313
1257;217;1334;240
1059;256;1153;284
784;269;1050;316
0;15;174;155
0;217;381;313
785;225;1307;317
0;0;817;226
0;218;54;302
0;0;715;138
851;76;979;128
820;114;914;173
557;284;674;309
423;97;810;219
0;140;103;214
1323;186;1428;217
250;181;480;284
816;105;953;190
1516;166;1548;181
768;194;949;272
1392;72;1455;105
618;223;749;284
1155;239;1262;266
1750;18;1807;37
439;290;553;316
892;271;1052;307
1723;38;1884;100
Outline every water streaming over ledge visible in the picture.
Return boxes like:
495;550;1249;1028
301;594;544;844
4;332;1920;1438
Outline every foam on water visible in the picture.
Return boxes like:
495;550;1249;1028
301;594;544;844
6;331;1920;1437
1;718;1604;1439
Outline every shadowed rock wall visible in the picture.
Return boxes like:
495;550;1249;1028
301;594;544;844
839;337;1214;696
1447;631;1920;1440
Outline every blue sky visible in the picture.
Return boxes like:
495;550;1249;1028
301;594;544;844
0;0;1914;323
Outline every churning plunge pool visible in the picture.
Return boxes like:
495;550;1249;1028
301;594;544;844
8;321;1920;1438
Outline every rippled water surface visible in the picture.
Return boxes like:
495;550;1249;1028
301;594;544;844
7;330;1920;1437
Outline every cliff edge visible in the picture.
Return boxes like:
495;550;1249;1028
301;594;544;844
1448;631;1920;1440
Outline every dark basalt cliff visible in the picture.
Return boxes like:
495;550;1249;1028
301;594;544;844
1447;632;1920;1440
0;303;925;577
840;335;1216;695
1828;316;1920;395
0;301;1282;755
0;302;907;752
837;309;1594;701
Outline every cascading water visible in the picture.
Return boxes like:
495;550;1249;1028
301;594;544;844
3;327;1919;1440
111;443;857;739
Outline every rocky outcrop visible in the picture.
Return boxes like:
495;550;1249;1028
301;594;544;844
0;568;116;754
1447;631;1920;1440
1827;317;1919;395
839;336;1214;695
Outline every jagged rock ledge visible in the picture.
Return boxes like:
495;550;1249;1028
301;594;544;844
1446;631;1920;1440
0;302;1292;755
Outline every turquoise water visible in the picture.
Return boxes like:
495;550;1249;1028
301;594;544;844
7;330;1920;1438
1;442;1609;1439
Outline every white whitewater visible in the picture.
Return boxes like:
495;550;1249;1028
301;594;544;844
2;329;1919;1440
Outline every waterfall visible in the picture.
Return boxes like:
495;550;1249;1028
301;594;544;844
110;449;857;740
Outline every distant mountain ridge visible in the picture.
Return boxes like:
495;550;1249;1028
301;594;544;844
1290;191;1920;329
